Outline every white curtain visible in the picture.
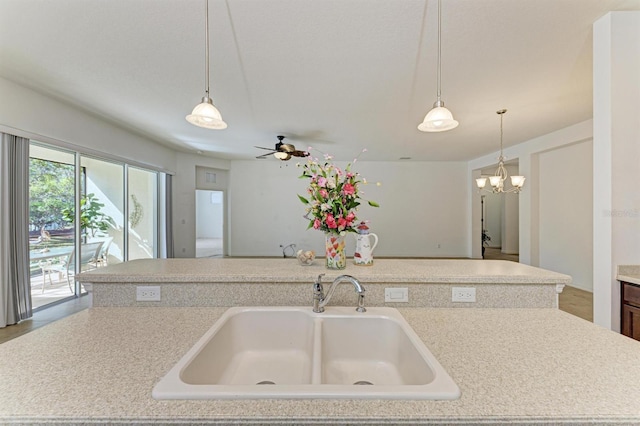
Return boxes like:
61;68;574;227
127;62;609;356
0;133;31;328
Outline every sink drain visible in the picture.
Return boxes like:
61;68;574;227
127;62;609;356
353;380;374;385
256;380;276;385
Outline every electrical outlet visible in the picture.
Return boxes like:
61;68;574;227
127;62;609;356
452;287;476;303
136;286;161;302
385;287;409;303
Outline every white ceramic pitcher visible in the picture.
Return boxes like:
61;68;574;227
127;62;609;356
354;222;378;266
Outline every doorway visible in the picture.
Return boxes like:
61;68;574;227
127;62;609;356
195;190;224;258
474;161;520;261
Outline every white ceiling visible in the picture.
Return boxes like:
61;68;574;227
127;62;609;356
1;0;639;162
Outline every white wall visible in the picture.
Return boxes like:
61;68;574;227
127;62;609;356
593;12;640;330
196;190;223;239
483;194;502;248
469;120;593;265
0;78;176;172
228;160;469;257
502;164;520;254
538;140;593;292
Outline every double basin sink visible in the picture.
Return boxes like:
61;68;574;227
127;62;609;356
153;306;460;400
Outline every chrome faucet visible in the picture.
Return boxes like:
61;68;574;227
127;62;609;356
313;273;366;313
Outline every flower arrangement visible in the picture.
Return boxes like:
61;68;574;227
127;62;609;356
297;150;379;235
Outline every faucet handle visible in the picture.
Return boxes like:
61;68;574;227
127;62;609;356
313;273;325;294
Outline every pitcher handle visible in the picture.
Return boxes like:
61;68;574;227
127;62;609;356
369;233;379;252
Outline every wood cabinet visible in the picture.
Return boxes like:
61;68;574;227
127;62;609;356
621;281;640;341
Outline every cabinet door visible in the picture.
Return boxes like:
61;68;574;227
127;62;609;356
622;304;640;341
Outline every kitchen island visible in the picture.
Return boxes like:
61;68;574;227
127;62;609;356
1;306;640;424
79;258;571;308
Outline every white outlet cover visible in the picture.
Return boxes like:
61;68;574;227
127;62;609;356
385;287;409;303
452;287;476;303
136;286;161;302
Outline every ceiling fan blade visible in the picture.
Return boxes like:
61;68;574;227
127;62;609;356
292;150;310;157
255;146;277;151
255;152;273;159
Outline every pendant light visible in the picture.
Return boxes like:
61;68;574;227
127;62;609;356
186;0;227;130
475;109;525;194
418;0;458;132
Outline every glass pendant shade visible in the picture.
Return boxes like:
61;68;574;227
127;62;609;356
489;176;502;187
511;175;526;188
475;177;487;189
273;151;290;160
418;105;459;132
186;97;227;129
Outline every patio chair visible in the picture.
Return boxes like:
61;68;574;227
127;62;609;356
90;237;113;268
41;241;104;292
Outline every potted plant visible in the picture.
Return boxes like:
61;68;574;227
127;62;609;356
62;193;114;241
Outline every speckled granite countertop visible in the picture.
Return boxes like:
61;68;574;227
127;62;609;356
1;307;639;425
78;258;572;284
618;265;640;286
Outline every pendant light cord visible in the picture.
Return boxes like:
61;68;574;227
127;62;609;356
436;0;442;102
204;0;210;98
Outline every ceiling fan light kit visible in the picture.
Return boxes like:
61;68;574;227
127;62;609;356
476;109;525;194
186;0;227;130
255;135;309;161
418;0;458;133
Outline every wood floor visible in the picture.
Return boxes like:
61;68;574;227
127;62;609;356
559;285;593;322
483;247;593;322
0;296;90;344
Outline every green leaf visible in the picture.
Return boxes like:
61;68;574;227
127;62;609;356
368;200;380;207
298;194;310;204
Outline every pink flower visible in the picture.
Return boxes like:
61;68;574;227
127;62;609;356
343;183;355;196
313;218;321;229
326;214;337;229
319;189;328;199
346;211;356;224
337;216;347;230
317;176;327;187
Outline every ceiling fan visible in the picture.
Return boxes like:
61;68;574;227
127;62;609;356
255;135;309;161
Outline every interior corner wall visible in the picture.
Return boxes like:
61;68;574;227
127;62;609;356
538;140;593;292
228;160;469;257
468;119;593;270
0;77;176;172
593;11;640;331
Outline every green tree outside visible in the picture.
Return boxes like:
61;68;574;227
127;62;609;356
29;158;74;233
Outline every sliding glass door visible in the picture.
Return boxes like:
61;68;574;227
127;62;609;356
28;144;77;308
28;141;164;309
127;166;158;260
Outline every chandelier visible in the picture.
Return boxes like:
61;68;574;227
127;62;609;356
475;109;525;194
